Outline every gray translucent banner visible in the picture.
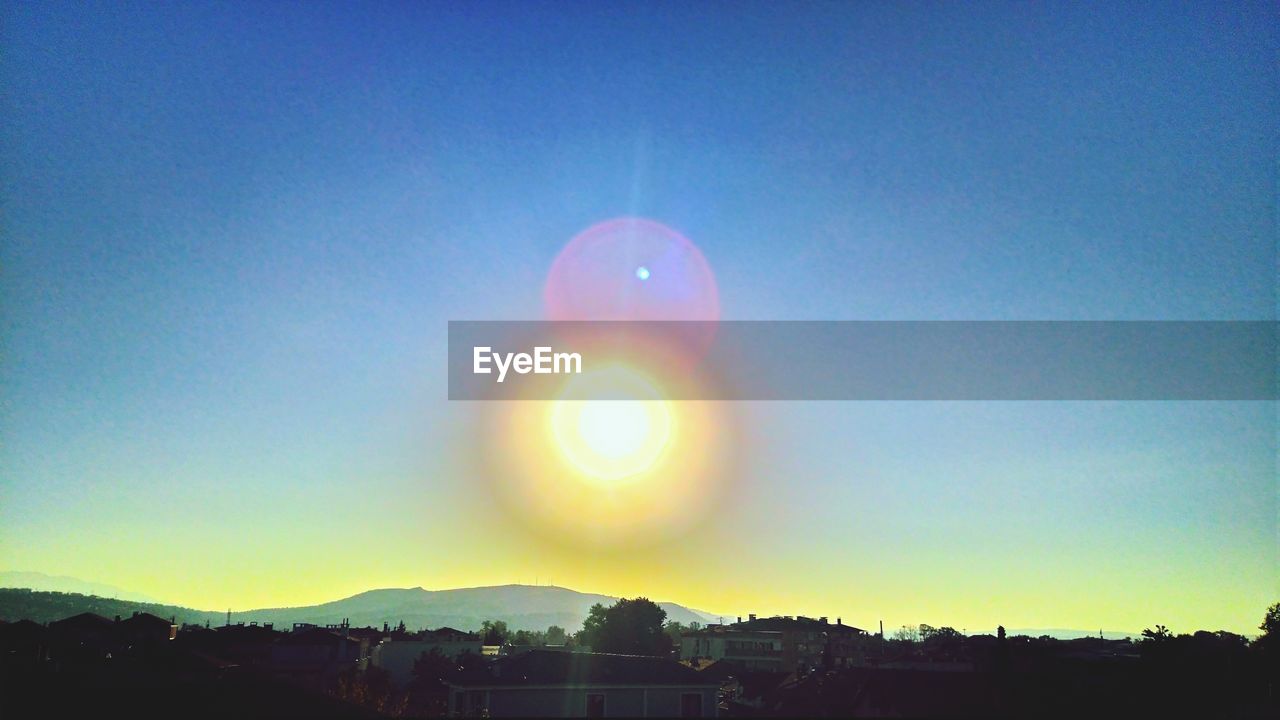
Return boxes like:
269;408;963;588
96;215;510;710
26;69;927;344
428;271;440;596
448;321;1277;401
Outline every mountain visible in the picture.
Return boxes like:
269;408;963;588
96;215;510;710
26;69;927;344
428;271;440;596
0;571;159;603
998;628;1141;641
0;588;219;626
231;585;724;632
0;584;724;633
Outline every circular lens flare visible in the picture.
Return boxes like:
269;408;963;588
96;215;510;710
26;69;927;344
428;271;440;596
464;217;741;550
545;217;719;322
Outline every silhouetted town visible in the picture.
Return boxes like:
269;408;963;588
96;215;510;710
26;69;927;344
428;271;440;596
1;589;1277;718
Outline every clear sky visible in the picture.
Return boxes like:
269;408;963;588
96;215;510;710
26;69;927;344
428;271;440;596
2;2;1275;634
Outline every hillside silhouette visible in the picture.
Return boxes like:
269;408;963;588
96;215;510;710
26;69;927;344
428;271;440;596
0;585;720;631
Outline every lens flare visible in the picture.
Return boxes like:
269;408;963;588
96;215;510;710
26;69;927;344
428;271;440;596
465;217;740;550
545;217;719;323
550;400;673;481
481;390;733;549
548;365;674;481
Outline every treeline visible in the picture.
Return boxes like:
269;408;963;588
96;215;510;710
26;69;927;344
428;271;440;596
474;597;698;655
0;588;217;626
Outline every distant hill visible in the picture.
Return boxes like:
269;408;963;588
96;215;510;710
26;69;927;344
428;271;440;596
0;588;220;626
0;584;722;633
996;628;1140;641
229;585;722;631
0;571;158;603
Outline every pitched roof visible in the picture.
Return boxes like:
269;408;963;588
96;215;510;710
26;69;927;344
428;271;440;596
48;612;114;631
118;612;175;629
0;619;47;643
451;649;718;688
424;626;478;638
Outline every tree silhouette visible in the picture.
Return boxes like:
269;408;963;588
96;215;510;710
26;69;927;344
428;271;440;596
1259;602;1279;641
480;619;510;645
407;648;453;717
579;603;607;647
330;665;406;717
1141;625;1172;641
576;598;672;656
1255;601;1280;667
410;647;453;688
921;625;964;660
890;625;920;644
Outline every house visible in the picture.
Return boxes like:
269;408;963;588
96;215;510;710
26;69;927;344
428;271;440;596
370;626;484;686
269;628;364;687
680;627;785;671
46;612;117;665
117;611;178;645
722;615;868;671
447;649;720;717
188;622;282;667
0;619;50;668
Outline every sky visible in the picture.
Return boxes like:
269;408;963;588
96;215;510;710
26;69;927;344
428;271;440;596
1;2;1276;634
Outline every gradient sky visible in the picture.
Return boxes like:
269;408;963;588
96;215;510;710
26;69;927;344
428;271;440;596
2;2;1275;634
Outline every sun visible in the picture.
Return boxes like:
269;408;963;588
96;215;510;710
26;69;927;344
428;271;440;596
546;365;675;482
550;399;673;481
483;360;733;546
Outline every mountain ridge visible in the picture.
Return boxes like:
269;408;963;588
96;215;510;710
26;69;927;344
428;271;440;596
0;582;723;632
229;584;724;631
0;571;158;603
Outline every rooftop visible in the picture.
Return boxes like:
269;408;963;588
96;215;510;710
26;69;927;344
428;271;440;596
732;616;866;634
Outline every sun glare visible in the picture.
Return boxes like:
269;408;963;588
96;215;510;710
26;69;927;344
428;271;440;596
551;400;672;481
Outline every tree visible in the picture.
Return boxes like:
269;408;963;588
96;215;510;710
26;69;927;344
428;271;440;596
891;625;920;643
663;621;690;648
511;628;546;646
408;648;453;717
546;625;566;645
576;598;672;656
481;619;510;645
920;626;964;660
1142;625;1173;642
330;666;407;717
1254;601;1280;663
411;647;453;687
579;603;607;648
1259;602;1279;641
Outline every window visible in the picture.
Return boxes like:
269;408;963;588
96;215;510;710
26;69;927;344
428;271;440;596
681;692;703;718
587;693;605;718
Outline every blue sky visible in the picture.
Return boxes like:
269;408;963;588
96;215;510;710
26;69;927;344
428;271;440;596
1;2;1275;631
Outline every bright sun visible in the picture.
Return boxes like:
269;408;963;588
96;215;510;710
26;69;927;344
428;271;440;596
550;399;673;481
